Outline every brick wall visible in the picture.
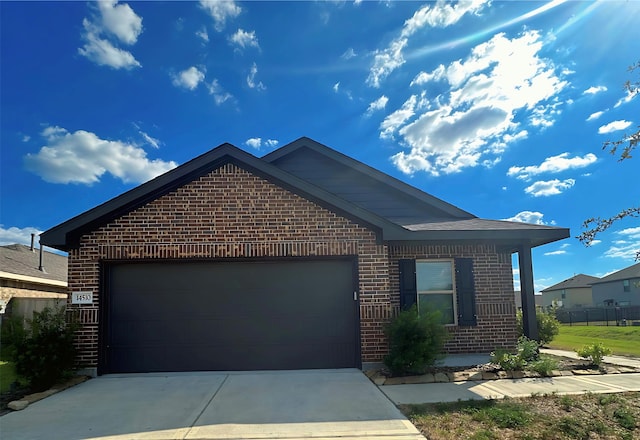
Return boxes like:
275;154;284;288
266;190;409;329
67;163;517;370
389;244;518;353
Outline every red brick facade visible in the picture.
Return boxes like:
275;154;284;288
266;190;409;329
67;163;517;370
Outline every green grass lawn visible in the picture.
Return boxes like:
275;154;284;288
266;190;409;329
0;359;18;393
548;324;640;357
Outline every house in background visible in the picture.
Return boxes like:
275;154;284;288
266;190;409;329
591;262;640;307
540;274;600;309
41;137;569;376
0;242;67;319
514;291;543;310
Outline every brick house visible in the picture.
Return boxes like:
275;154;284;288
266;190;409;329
41;137;568;376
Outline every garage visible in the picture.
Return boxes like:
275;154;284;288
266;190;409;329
103;259;359;373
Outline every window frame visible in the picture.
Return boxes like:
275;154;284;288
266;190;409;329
416;259;458;326
623;279;630;292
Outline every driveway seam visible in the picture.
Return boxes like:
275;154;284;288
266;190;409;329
181;374;230;439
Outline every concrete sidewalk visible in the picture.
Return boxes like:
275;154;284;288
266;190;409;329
381;349;640;405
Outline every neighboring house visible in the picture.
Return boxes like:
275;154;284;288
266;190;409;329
40;137;568;376
514;291;543;310
540;274;600;309
591;262;640;307
0;243;67;319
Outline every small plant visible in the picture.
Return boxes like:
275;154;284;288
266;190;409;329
470;402;532;429
490;337;539;371
516;309;560;346
12;305;78;391
558;395;576;411
576;343;612;367
384;305;450;376
614;408;637;430
527;356;559;377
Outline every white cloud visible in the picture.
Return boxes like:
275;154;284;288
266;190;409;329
507;152;597;180
583;85;607;95
588;239;602;246
245;138;279;150
387;31;569;176
598;120;633;134
200;0;241;32
96;0;143;45
617;227;640;239
586;111;604;121
603;227;640;260
196;27;209;42
380;95;417;140
78;2;143;69
172;66;206;90
0;225;44;247
139;131;160;149
502;211;547;225
333;82;340;93
367;0;488;87
366;95;389;115
341;48;357;60
614;89;637;108
24;126;177;185
544;250;567;256
207;79;233;105
246;63;266;90
229;29;260;50
524;179;575;197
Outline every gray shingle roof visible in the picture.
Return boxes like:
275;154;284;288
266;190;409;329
0;244;68;283
540;274;600;292
590;262;640;284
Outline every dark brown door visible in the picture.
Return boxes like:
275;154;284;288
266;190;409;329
104;259;358;373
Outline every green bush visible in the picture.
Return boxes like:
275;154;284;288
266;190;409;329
490;337;540;371
384;305;450;376
516;309;560;346
576;343;612;367
528;356;559;376
12;306;78;391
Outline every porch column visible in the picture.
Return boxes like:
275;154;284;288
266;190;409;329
518;242;539;341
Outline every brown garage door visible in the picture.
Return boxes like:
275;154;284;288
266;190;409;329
103;259;359;373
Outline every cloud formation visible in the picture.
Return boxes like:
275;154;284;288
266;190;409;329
367;0;488;87
598;120;633;134
245;138;279;150
502;211;549;225
586;111;604;121
24;126;177;185
388;30;569;175
604;226;640;259
172;66;206;90
366;95;389;115
583;85;607;95
524;179;575;197
229;29;260;50
247;63;266;90
0;225;43;247
207;79;233;105
507;152;597;180
200;0;241;32
78;1;143;69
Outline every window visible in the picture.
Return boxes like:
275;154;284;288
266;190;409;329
416;260;456;325
561;289;566;299
623;280;630;292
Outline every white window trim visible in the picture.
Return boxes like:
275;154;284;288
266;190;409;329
416;259;458;326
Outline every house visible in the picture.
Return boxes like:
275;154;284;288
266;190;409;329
539;274;600;309
513;291;544;310
591;262;640;307
40;137;569;376
0;242;67;319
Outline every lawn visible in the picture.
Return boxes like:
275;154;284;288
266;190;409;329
0;358;18;393
402;392;639;440
547;325;640;357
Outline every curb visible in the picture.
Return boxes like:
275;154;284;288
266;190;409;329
7;376;90;411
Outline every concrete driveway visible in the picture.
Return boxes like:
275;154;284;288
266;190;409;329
1;369;424;440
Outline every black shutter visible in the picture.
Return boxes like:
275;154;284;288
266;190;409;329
455;258;477;326
399;259;417;310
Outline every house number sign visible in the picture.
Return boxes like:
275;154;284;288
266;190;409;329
72;291;93;304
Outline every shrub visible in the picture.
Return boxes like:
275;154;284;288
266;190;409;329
12;305;78;391
490;337;539;371
528;356;559;376
576;343;612;367
384;305;450;376
516;309;560;346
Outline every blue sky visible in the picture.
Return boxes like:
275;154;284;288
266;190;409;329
1;1;638;292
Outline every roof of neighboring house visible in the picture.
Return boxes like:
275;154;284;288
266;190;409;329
40;137;570;251
540;274;601;292
591;262;640;285
0;244;68;284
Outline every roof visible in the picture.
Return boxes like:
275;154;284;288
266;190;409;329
540;274;601;292
40;137;570;251
591;262;640;285
0;244;68;284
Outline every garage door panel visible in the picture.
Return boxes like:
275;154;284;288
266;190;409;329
106;260;358;373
